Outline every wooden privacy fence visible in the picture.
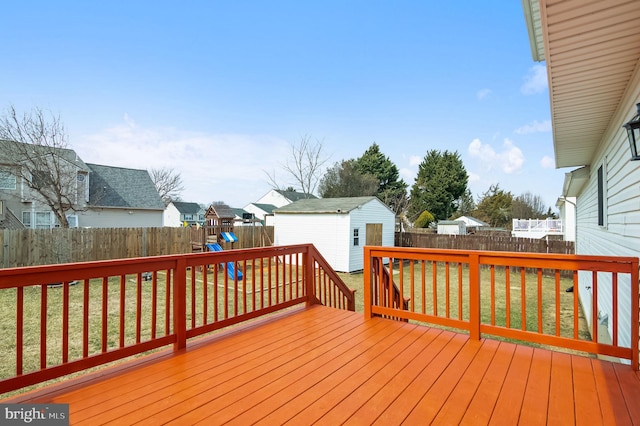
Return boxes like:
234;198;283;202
0;228;192;268
397;232;574;254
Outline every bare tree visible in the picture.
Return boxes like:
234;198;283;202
266;134;330;197
150;167;184;205
0;106;85;228
289;135;329;196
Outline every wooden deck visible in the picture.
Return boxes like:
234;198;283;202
4;304;640;425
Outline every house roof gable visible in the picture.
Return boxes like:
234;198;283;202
87;163;165;210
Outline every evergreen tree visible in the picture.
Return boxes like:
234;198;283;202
318;160;378;198
474;184;513;228
354;143;408;215
408;150;468;221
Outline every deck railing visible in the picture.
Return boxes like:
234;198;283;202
364;246;639;369
0;244;355;394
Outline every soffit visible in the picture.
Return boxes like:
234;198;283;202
536;0;640;168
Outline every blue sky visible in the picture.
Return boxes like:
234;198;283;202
1;1;563;210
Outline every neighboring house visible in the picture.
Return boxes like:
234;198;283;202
243;203;276;226
0;200;25;229
0;140;90;229
455;216;489;229
78;163;165;228
274;196;395;273
254;189;317;208
555;196;576;242
437;220;466;235
164;201;205;227
230;207;261;226
245;189;317;227
523;1;640;348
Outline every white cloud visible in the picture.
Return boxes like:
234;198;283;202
476;89;491;100
515;119;551;134
75;116;290;207
409;155;422;166
521;64;548;95
540;155;555;169
467;171;480;183
468;138;524;174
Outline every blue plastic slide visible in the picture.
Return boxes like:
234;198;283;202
206;243;243;280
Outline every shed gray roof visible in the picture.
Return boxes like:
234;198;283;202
274;196;384;214
87;163;165;210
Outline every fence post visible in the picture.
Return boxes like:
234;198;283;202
632;259;639;370
469;252;481;340
173;258;187;350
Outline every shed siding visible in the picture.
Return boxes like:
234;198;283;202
274;198;395;273
347;200;395;272
274;213;350;272
575;114;640;350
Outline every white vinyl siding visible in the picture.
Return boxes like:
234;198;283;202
574;119;640;351
274;198;395;273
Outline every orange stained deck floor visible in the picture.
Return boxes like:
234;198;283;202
4;305;640;425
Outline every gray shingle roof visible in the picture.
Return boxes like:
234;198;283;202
274;196;380;214
252;203;277;214
277;190;317;202
87;163;165;210
172;201;202;215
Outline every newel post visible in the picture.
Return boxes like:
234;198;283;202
304;246;318;307
173;258;187;350
469;252;481;340
363;246;372;319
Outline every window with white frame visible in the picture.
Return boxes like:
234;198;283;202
22;211;31;227
35;211;52;229
353;228;360;246
0;170;17;190
22;211;55;228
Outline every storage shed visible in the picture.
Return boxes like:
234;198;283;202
437;220;467;235
273;196;395;273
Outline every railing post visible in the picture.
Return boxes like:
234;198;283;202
364;246;372;319
173;258;187;350
632;259;639;370
469;252;481;340
304;246;317;307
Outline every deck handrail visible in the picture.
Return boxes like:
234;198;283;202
364;246;639;370
0;244;355;395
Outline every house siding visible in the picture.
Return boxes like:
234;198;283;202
163;204;181;227
574;97;640;350
79;209;163;228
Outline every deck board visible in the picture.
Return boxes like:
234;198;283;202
3;304;640;425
